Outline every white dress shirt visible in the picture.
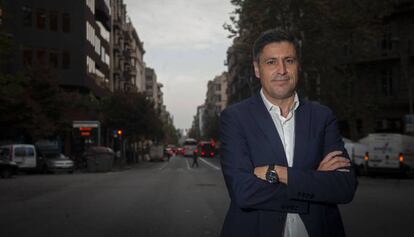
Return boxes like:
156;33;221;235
260;89;309;237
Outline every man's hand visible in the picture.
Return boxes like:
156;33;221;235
254;166;267;180
318;151;351;172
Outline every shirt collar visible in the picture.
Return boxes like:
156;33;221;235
260;88;299;115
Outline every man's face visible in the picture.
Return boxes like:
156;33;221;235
253;41;299;102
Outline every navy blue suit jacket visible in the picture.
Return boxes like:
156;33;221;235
219;93;357;237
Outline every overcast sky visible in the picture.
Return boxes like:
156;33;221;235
123;0;235;130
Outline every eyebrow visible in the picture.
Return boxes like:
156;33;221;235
263;56;297;61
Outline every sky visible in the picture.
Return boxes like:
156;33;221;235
123;0;235;130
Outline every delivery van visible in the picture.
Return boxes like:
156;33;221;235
0;144;37;170
359;133;414;175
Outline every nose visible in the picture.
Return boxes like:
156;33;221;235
276;61;287;75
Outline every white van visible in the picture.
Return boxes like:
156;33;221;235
359;133;414;175
343;138;369;175
0;144;37;170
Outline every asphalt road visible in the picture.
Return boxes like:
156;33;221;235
1;155;413;237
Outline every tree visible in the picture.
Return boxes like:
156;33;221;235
225;0;393;139
100;92;164;142
0;66;68;142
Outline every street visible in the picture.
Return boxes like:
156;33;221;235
1;155;414;237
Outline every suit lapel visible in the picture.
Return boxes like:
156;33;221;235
249;93;288;166
293;99;310;168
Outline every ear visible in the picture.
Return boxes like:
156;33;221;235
253;61;260;79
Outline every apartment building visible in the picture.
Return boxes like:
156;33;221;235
2;0;112;97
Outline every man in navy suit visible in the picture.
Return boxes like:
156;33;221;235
219;29;357;237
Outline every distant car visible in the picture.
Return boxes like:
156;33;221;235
197;141;216;158
176;147;183;155
39;153;74;174
165;145;177;157
0;150;18;178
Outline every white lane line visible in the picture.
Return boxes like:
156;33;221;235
159;161;169;170
185;157;191;170
199;158;221;170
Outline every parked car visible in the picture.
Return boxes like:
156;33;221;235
0;149;18;178
0;144;37;171
38;153;74;174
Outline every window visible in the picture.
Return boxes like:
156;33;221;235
22;48;33;66
36;9;46;29
62;51;70;69
49;51;59;68
381;69;393;96
26;147;34;156
36;49;46;66
49;11;58;31
62;13;70;33
15;148;26;157
22;6;33;27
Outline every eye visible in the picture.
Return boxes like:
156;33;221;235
285;58;296;65
265;59;276;65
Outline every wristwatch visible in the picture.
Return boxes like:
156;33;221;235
265;164;279;184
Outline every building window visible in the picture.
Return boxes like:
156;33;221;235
0;6;3;25
381;69;393;96
22;48;33;66
62;13;70;33
49;11;58;31
22;6;33;27
36;9;47;29
49;51;59;69
36;49;46;66
62;51;70;69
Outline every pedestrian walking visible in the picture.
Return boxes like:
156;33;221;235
191;150;199;168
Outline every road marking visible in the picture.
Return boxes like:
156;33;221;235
185;157;191;170
199;158;221;170
159;162;169;170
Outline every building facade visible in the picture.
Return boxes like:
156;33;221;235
2;0;112;97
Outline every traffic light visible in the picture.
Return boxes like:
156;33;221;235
117;129;123;136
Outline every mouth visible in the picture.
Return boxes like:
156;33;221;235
270;76;290;82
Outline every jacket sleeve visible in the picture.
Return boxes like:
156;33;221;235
287;110;357;204
220;108;308;213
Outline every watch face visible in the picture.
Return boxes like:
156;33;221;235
266;170;278;183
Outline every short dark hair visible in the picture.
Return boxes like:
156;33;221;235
252;29;301;63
